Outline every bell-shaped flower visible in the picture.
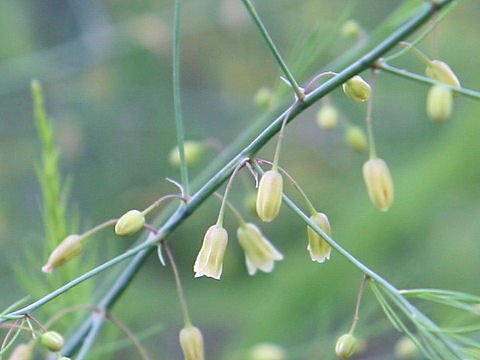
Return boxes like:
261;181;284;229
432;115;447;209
426;84;452;123
256;170;283;222
179;326;204;360
362;158;394;212
307;212;332;263
237;223;283;275
194;225;228;279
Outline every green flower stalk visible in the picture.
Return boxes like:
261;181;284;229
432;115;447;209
426;84;453;123
115;210;146;236
179;326;204;360
256;170;283;222
194;225;228;279
307;212;332;263
237;223;283;275
362;158;394;212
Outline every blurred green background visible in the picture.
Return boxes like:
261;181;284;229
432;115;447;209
0;0;479;359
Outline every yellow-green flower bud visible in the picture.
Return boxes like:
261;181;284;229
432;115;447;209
249;343;286;360
169;141;204;167
40;331;64;352
237;223;283;275
342;75;371;102
307;212;332;263
426;84;452;123
254;87;275;109
345;126;367;152
179;326;205;360
362;158;394;212
425;60;460;88
341;20;362;39
394;336;418;359
194;225;228;279
316;105;339;130
8;343;33;360
42;234;83;273
335;333;358;359
256;170;283;222
115;210;145;236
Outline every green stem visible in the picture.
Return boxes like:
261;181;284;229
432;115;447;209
365;69;377;159
240;0;304;101
216;158;249;226
256;159;316;215
80;219;117;242
383;1;458;63
402;42;433;65
376;61;480;100
3;1;455;353
348;275;368;334
142;194;186;216
172;0;189;197
75;313;106;360
272;101;298;170
163;241;192;327
214;193;247;226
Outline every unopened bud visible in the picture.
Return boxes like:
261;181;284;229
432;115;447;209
316;105;339;130
42;234;83;273
41;331;64;352
335;333;358;359
341;20;362;39
237;223;283;275
250;343;286;360
169;141;204;167
394;336;418;359
256;170;283;222
362;158;394;212
179;326;204;360
343;75;371;102
8;343;33;360
115;210;145;236
426;84;452;123
425;60;460;90
307;212;331;263
254;87;275;109
345;126;367;152
194;225;228;279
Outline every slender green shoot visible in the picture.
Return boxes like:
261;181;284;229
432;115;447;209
383;1;458;63
172;0;190;197
240;0;304;101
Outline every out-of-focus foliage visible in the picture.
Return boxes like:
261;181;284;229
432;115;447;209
0;0;479;359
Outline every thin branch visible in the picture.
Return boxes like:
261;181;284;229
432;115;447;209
172;0;190;196
240;0;304;101
376;61;480;100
